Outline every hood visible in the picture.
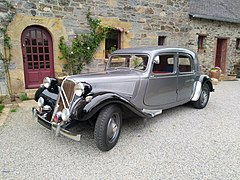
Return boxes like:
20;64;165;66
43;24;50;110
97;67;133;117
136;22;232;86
67;69;141;97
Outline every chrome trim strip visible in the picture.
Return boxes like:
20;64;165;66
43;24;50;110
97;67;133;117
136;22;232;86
60;90;67;109
61;78;68;108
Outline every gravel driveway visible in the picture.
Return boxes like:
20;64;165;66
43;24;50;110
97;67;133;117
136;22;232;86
1;80;240;179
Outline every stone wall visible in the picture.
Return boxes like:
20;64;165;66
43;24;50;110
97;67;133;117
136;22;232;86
0;0;13;95
9;0;191;47
188;18;240;74
5;0;193;93
9;0;191;46
2;0;240;93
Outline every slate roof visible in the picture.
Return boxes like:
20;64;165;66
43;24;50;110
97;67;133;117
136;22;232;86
189;0;240;23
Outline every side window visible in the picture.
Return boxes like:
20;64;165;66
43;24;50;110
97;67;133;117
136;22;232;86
153;55;174;74
179;55;192;73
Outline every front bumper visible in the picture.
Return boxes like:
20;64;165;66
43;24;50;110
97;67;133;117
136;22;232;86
32;107;81;141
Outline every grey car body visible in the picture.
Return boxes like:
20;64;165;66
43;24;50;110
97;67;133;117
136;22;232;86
33;46;214;151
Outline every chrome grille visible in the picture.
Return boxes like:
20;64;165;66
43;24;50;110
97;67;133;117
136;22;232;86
58;79;75;112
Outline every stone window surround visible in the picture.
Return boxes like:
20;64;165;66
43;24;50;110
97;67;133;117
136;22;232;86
158;36;166;46
105;29;122;58
236;38;240;50
197;34;207;53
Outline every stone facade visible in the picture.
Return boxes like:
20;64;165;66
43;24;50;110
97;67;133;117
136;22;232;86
0;0;239;95
188;18;240;75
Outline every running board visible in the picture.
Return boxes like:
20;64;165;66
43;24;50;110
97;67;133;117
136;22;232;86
142;109;162;117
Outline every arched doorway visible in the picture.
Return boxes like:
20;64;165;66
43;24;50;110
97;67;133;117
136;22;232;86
21;26;54;89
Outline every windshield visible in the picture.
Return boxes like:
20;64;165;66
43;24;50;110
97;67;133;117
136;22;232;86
107;54;149;71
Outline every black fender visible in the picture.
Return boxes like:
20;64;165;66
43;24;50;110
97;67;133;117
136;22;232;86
34;86;46;101
34;77;59;102
35;87;59;110
191;75;214;101
73;92;152;121
197;75;214;92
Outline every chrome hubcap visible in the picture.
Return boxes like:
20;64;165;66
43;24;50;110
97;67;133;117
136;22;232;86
107;113;120;143
201;89;208;105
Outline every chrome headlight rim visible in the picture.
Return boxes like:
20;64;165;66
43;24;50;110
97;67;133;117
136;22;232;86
61;108;70;122
37;97;44;107
74;82;85;97
43;77;51;88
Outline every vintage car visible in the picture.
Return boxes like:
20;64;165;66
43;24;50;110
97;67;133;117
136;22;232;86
32;47;214;151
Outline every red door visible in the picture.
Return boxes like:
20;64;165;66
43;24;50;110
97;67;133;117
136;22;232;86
215;38;227;74
21;26;54;89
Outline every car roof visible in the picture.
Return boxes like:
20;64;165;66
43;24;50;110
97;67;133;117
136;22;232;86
112;46;196;58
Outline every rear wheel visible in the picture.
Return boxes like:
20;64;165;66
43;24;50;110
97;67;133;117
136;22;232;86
94;105;122;151
193;83;210;109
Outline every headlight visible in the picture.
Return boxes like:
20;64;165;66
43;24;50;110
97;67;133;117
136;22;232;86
61;108;70;121
43;77;51;88
74;82;85;96
37;97;44;107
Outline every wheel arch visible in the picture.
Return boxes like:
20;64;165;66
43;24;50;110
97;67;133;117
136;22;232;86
191;75;214;101
202;77;214;92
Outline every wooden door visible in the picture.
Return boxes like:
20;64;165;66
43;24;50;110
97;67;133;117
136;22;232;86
21;26;54;89
215;38;227;74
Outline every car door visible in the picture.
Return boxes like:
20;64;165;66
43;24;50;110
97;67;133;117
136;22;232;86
144;53;178;107
177;53;195;102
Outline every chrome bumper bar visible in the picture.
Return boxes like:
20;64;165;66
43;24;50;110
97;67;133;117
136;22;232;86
32;108;81;141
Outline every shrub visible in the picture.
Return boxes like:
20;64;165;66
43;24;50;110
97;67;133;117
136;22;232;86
0;104;5;113
11;108;17;112
19;93;29;101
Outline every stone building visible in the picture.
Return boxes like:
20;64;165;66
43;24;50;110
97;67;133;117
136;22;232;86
0;0;239;95
189;0;240;76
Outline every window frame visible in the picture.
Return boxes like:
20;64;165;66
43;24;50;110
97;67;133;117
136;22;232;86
197;34;207;52
177;53;194;74
151;53;177;76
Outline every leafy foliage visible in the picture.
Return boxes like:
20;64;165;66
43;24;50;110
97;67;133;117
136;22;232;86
11;108;17;112
0;4;15;98
59;12;110;75
19;93;29;101
0;104;4;113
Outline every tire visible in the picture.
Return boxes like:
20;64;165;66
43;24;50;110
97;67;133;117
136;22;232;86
193;83;210;109
94;105;122;151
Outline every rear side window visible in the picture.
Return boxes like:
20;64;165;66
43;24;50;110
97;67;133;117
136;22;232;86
179;55;192;73
152;55;174;74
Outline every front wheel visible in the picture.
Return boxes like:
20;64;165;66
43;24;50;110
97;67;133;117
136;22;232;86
193;84;210;109
94;105;122;151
